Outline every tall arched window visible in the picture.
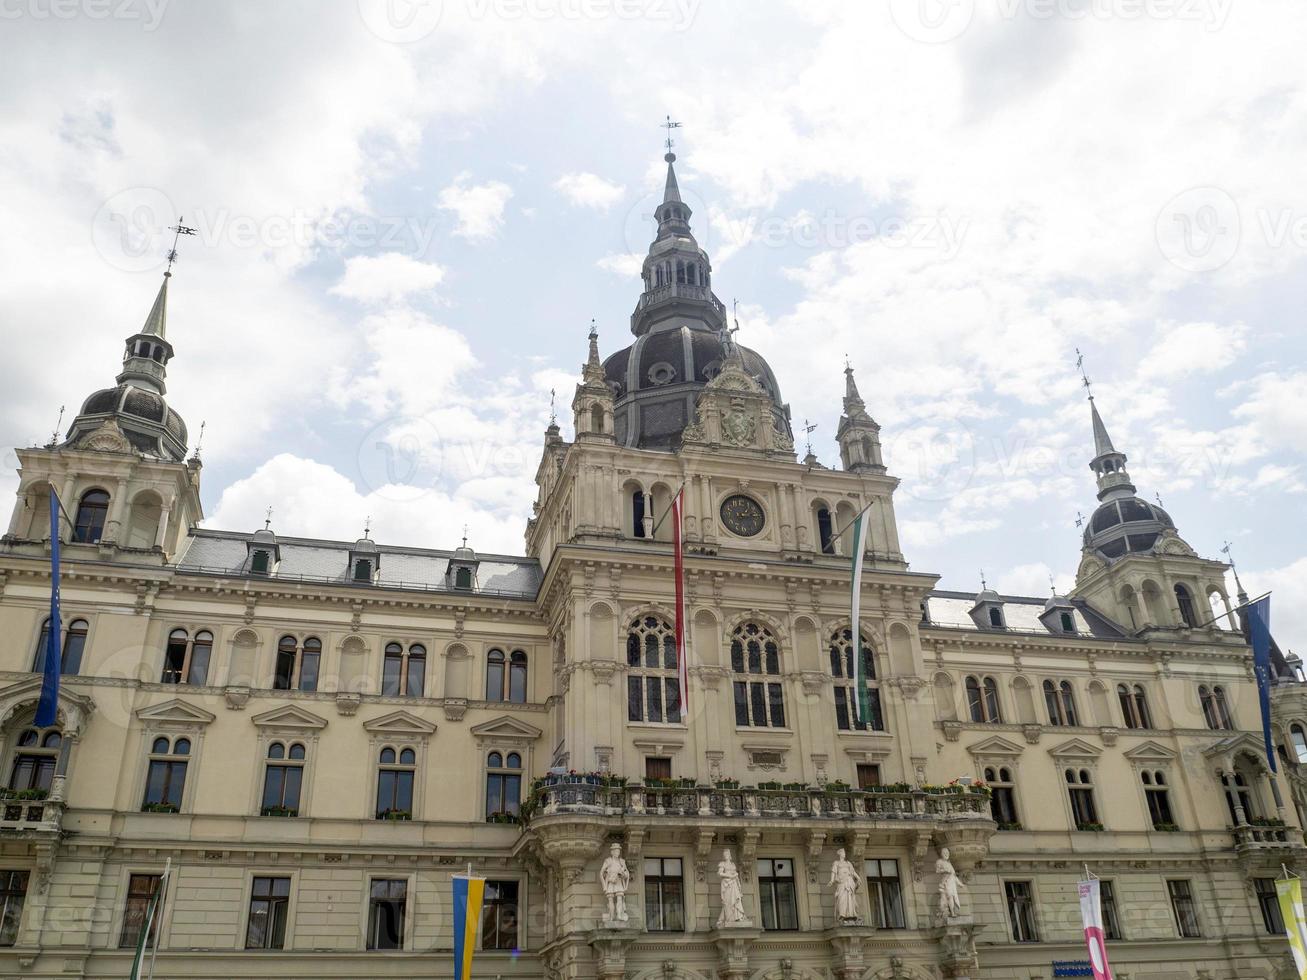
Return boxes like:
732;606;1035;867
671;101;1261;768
382;643;427;697
486;650;527;703
261;741;305;816
830;628;882;731
631;491;647;539
142;736;190;812
161;628;212;686
8;728;61;793
375;746;416;819
273;636;321;692
816;508;835;555
1199;685;1232;730
1142;770;1175;829
485;751;522;821
72;489;109;543
1044;680;1079;726
626;616;680;723
1065;768;1100;829
731;623;785;728
1175;585;1198;628
1118;683;1152;729
985;766;1019;828
965;675;1002;723
1221;770;1257;824
1291;724;1307;764
32;618;88;676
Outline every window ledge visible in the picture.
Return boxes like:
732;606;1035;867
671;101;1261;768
735;728;795;738
628;722;688;732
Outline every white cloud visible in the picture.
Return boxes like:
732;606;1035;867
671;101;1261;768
330;254;445;305
1136;321;1248;380
554;172;625;211
995;562;1074;599
438;173;514;241
596;253;644;277
1234;372;1307;455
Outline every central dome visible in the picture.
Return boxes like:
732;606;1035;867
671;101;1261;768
1082;495;1175;560
603;324;787;450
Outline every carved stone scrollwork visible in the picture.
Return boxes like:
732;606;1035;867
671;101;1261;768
223;686;251;711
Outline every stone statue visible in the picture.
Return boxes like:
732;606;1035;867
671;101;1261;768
936;847;962;918
599;843;630;924
829;848;861;923
716;849;750;927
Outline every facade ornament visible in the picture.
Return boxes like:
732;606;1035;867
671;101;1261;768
599;843;631;925
936;847;963;918
829;848;862;923
715;849;751;927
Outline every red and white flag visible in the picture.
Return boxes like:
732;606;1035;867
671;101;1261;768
1078;879;1113;980
672;487;689;721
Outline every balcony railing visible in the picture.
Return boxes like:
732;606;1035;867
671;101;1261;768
523;780;991;824
0;778;65;834
1233;822;1302;849
635;283;726;316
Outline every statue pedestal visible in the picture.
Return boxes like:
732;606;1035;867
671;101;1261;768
930;915;981;980
588;926;641;980
709;926;761;980
823;924;876;980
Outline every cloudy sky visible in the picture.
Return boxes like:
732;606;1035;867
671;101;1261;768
1;1;1304;645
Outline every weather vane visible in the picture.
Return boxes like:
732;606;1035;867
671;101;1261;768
363;515;371;538
549;388;557;426
1075;510;1085;528
980;568;988;591
1075;347;1093;399
1155;492;1165;509
264;506;273;530
1221;540;1236;567
662;115;682;155
802;419;818;457
461;524;469;548
165;216;197;274
47;405;65;448
1048;572;1058;594
190;420;206;461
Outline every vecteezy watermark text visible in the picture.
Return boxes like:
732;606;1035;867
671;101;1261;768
0;0;169;29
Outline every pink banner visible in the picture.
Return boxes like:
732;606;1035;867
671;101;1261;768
1078;879;1113;980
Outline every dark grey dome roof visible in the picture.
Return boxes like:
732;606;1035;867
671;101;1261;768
1083;496;1175;560
65;383;188;461
603;325;784;404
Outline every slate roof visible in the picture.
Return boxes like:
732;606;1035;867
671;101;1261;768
923;590;1129;639
175;529;541;598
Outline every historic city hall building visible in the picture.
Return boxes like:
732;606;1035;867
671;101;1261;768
0;152;1303;980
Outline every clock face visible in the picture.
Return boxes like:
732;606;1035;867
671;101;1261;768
720;494;765;537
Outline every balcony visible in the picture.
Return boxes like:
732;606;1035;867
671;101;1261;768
632;283;726;317
1233;821;1303;850
0;779;65;836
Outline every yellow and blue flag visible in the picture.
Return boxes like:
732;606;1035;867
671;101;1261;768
452;873;485;980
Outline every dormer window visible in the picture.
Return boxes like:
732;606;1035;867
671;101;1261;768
988;607;1004;628
353;559;373;582
251;550;271;575
1060;611;1075;633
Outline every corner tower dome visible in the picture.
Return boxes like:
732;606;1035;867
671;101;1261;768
603;148;791;450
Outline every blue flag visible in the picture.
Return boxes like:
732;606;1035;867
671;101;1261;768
35;487;61;727
1247;596;1276;774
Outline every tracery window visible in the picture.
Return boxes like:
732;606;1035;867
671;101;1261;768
731;623;785;728
830;628;882;731
626;616;681;724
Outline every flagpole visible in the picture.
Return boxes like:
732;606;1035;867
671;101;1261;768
1188;590;1273;632
826;500;875;548
145;857;171;980
648;481;687;538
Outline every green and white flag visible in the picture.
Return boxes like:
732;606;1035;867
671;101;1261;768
848;508;870;725
130;858;170;980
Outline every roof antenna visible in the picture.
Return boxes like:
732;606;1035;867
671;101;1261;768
165;216;197;276
46;405;65;448
1075;347;1094;400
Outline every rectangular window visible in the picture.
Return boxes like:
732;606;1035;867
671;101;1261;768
1005;880;1039;942
0;871;29;947
757;858;798;931
481;880;519;950
856;764;881;790
119;873;163;949
1255;877;1285;935
628;676;643;722
1069;787;1098;828
864;859;905;929
991;786;1018;826
1099;879;1123;941
645;757;672;781
245;876;291;949
644;858;685;932
1146;788;1174;828
1167;879;1200;938
367;879;407;950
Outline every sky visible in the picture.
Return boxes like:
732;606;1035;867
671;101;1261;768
0;1;1304;649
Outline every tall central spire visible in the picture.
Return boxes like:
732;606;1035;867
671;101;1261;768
1086;393;1135;501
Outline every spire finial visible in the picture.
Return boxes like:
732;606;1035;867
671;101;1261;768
1075;347;1093;400
589;317;597;340
662;115;682;161
46;405;65;448
190;420;206;461
980;568;988;591
264;506;273;531
1048;572;1058;596
462;524;469;548
164;216;197;277
549;387;557;425
363;515;371;539
1222;540;1249;603
802;419;818;457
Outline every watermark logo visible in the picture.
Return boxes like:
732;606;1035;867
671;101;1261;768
357;0;443;42
889;0;975;44
356;416;444;501
0;0;170;30
91;186;177;273
1155;186;1241;273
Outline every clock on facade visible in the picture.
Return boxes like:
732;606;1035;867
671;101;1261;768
719;494;765;537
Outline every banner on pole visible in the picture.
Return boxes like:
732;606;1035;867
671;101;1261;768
1077;878;1113;980
453;874;486;980
1276;877;1307;978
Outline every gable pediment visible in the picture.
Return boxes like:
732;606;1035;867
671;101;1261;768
469;715;543;742
1047;737;1103;760
136;698;217;726
0;677;97;735
251;704;328;730
361;709;437;737
966;735;1025;758
1203;731;1268;761
1122;740;1177;763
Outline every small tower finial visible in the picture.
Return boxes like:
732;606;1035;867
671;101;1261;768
549;387;557;426
165;216;197;277
661;115;682;161
462;524;469;548
46;405;65;448
802;419;817;457
1075;347;1093;400
589;317;597;340
363;515;371;539
1048;572;1058;595
264;506;273;531
190;420;206;461
980;568;988;591
1075;510;1085;528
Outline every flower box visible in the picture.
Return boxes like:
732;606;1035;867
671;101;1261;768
141;802;180;814
377;809;412;821
1076;822;1105;832
261;805;298;818
0;787;48;802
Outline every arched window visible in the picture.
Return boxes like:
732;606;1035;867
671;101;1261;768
830;628;883;731
273;636;320;692
485;751;522;821
486;650;527;703
1291;724;1307;764
353;559;373;582
626;616;680;723
986;766;1019;828
32;617;88;676
1044;680;1079;726
1175;585;1198;628
730;623;785;728
1059;611;1076;633
454;566;472;589
965;675;1002;723
72;489;109;544
1199;685;1232;730
1065;768;1099;829
816;508;835;555
8;728;61;793
375;746;416;819
676;260;686;284
261;742;306;816
1142;769;1175;828
631;491;647;539
590;403;604;434
382;643;426;698
142;736;190;812
161;628;212;686
1118;683;1152;729
1221;770;1257;824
